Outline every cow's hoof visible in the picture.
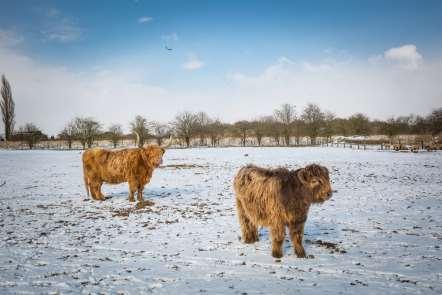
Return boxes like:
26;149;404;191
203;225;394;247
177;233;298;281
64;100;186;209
272;250;283;258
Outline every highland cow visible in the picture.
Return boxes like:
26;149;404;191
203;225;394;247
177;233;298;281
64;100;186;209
82;144;166;204
233;164;333;258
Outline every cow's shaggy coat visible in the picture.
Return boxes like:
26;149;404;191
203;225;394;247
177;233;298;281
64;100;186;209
82;145;165;204
233;164;333;258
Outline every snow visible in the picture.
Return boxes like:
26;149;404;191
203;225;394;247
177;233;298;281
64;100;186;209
0;147;441;294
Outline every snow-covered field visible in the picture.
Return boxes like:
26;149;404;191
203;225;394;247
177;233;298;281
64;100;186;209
0;147;441;294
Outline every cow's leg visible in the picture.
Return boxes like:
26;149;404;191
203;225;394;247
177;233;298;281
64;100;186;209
96;182;105;201
236;197;258;243
288;220;308;258
128;179;138;202
138;181;154;205
90;181;104;201
89;185;98;200
87;179;96;200
270;224;285;258
137;185;144;202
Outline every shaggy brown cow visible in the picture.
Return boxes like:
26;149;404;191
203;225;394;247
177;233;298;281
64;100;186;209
234;164;333;258
82;144;166;204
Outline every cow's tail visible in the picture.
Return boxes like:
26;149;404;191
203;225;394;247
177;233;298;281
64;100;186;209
82;159;90;198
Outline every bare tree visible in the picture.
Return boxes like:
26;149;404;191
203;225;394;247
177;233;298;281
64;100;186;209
130;115;150;148
380;118;400;143
233;120;251;147
108;124;123;148
75;117;101;149
59;120;77;149
321;111;336;144
264;117;282;146
19;123;44;149
292;119;304;145
332;118;350;136
274;103;296;146
301;103;325;145
427;107;442;137
207;119;225;147
152;121;171;146
250;117;269;146
1;75;15;141
173;111;198;148
409;115;429;135
195;111;211;146
348;113;371;136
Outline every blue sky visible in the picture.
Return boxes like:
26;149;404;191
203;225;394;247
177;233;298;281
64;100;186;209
5;1;442;64
0;0;441;134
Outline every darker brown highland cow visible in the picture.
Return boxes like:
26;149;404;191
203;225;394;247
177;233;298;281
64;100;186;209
82;145;166;204
234;164;333;258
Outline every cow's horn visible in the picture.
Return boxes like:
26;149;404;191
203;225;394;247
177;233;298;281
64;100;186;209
161;135;173;149
134;131;140;147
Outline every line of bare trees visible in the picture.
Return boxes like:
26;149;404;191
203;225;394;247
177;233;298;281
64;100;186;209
7;104;442;150
1;74;441;149
149;104;441;148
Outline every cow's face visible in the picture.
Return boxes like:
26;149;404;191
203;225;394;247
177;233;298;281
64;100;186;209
296;164;333;203
142;145;165;168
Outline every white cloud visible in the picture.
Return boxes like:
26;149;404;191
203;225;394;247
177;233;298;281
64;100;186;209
229;52;442;121
384;44;423;70
182;54;205;70
302;61;333;73
0;29;23;47
138;16;153;24
41;8;82;43
0;46;172;135
42;21;82;43
162;33;178;42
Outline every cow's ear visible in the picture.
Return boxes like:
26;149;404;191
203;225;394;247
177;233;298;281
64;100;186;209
297;169;310;185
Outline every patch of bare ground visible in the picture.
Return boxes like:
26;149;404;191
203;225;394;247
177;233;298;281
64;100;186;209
111;201;155;217
159;164;208;169
305;239;347;254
